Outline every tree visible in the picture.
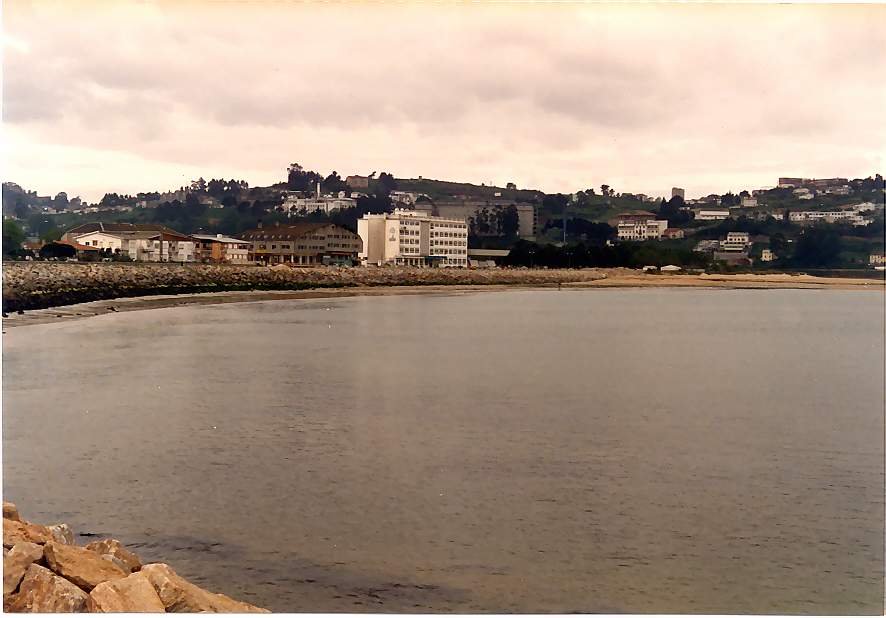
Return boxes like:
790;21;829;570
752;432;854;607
500;205;520;238
601;184;610;197
2;219;25;255
323;171;348;194
287;163;323;192
792;226;843;267
377;172;397;195
39;242;76;260
53;192;69;210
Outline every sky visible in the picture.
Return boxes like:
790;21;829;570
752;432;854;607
2;2;885;203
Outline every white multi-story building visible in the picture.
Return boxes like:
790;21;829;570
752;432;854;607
761;249;775;262
617;219;668;241
357;209;468;267
694;210;731;221
720;232;751;252
789;210;871;225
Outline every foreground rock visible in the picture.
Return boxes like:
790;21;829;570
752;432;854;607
86;572;165;612
43;541;128;591
3;519;52;548
4;564;89;612
3;502;268;612
141;564;269;613
86;538;142;573
1;261;610;312
3;543;44;596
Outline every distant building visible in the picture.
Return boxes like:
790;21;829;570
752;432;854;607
671;187;685;200
661;228;685;240
693;239;721;253
345;175;371;189
358;209;468;267
191;234;252;264
761;249;775;262
239;222;362;266
612;210;658;225
284;187;356;215
434;200;535;239
869;253;886;267
720;231;751;252
789;209;870;225
740;197;758;208
506;183;517;190
694;210;731;221
778;177;806;188
617;219;668;242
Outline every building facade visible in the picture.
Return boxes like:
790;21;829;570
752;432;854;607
617;219;668;241
694;210;731;221
358;209;468;267
239;223;361;265
671;187;685;200
192;234;252;264
720;232;751;252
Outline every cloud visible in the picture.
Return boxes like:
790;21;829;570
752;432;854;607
2;2;884;201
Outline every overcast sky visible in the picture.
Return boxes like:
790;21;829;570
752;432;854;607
3;2;884;202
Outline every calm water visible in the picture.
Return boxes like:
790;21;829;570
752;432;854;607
3;289;884;613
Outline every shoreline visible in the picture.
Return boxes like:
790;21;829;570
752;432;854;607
2;271;882;330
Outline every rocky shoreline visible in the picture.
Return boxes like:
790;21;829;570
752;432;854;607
2;502;267;612
1;262;611;313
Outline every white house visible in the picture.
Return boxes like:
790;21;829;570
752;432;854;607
720;232;751;252
617;219;668;241
761;249;775;262
357;209;468;267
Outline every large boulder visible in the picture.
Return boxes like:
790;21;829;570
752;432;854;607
85;538;142;573
42;541;127;591
86;572;165;613
4;564;89;612
3;503;21;522
141;563;268;613
3;542;44;596
3;519;52;549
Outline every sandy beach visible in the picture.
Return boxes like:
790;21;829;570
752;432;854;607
2;269;881;330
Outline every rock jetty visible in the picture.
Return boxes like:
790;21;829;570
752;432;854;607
2;502;267;613
1;262;609;313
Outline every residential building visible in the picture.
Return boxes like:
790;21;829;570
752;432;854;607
761;249;775;262
740;197;758;208
671;187;685;200
723;231;752;251
283;187;356;215
239;222;361;266
720;232;751;252
694;210;731;221
693;239;721;253
617;219;668;241
869;253;885;267
789;210;871;225
612;210;658;225
62;222;178;242
119;231;197;262
345;175;371;189
661;228;685;240
358;209;468;267
192;234;252;264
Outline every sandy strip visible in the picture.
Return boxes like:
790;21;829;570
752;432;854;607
2;273;882;329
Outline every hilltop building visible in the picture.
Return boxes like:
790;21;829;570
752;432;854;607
238;222;361;266
671;187;685;200
357;209;468;267
694;209;731;221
